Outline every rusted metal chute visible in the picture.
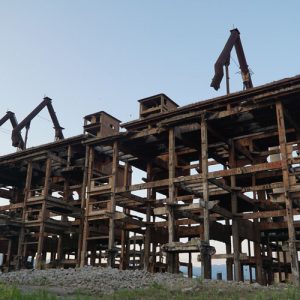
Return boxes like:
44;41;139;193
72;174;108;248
11;97;64;149
0;111;25;149
211;28;253;93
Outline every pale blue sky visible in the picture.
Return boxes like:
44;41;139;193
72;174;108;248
0;1;300;153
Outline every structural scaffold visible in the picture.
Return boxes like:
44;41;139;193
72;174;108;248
1;29;300;286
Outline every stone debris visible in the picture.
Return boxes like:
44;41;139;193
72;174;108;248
0;267;288;295
0;267;192;294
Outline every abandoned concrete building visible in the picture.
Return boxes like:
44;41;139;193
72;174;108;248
1;30;300;285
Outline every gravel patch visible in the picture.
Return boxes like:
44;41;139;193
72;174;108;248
0;267;193;294
0;267;290;295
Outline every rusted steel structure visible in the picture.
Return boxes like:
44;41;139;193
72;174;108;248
0;111;24;149
1;75;300;285
211;28;253;92
11;97;64;150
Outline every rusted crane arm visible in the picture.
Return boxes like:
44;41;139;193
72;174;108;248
211;29;239;91
234;37;253;89
46;100;64;140
0;111;25;149
11;97;64;148
210;28;252;91
0;112;12;126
